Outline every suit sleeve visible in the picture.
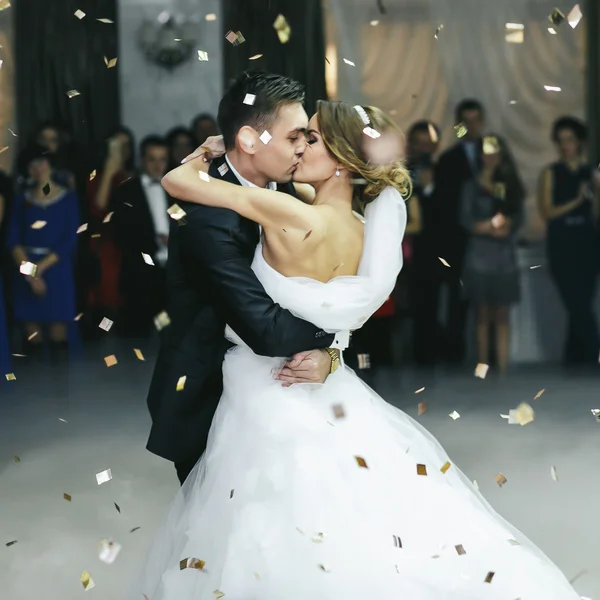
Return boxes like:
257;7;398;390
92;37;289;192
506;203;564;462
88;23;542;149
179;212;335;358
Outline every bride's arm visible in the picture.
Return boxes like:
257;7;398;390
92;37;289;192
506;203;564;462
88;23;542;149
162;158;325;238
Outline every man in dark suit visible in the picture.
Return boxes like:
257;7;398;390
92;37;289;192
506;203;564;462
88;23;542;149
432;99;485;364
146;72;348;485
112;136;171;337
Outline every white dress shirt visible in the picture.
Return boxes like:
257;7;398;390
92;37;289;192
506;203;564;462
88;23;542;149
141;173;170;266
224;155;350;353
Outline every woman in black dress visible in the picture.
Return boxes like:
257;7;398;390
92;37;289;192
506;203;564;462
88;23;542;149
537;116;600;366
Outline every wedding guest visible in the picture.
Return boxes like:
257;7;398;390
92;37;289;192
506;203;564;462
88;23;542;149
166;127;195;171
460;136;525;375
191;113;219;145
537;116;600;366
6;145;79;361
85;127;136;328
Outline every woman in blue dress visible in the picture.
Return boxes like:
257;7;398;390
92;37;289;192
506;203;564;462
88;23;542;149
6;145;79;360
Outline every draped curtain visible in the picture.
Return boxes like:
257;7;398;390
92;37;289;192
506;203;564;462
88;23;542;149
15;0;120;153
221;0;327;115
326;0;586;240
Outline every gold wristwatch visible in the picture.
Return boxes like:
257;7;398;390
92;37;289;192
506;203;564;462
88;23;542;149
325;347;341;374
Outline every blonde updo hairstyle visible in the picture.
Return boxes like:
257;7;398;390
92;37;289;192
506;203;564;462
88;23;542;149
316;100;412;214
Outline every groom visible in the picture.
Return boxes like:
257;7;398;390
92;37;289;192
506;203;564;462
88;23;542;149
146;71;349;485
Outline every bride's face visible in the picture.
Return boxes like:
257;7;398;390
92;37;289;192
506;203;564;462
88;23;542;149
292;114;338;185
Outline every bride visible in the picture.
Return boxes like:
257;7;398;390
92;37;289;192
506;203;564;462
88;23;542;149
131;100;578;599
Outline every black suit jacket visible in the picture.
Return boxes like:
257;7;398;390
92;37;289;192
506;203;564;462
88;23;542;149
146;158;335;464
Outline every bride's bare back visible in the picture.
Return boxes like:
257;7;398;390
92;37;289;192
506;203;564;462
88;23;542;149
262;202;364;283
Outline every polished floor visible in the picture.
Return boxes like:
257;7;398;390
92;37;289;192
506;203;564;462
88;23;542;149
1;341;599;599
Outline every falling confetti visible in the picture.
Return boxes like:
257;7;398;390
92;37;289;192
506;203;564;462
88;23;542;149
5;373;16;381
42;182;51;196
253;572;261;580
77;223;88;234
142;253;154;266
134;348;145;361
19;261;37;277
89;170;97;181
74;313;83;321
415;387;425;394
0;146;7;155
440;461;451;474
74;9;86;19
544;85;562;92
176;376;187;392
438;257;450;267
530;264;542;270
104;355;117;367
473;479;479;490
96;469;113;485
505;23;524;44
551;465;558;481
455;544;466;555
58;418;67;423
434;24;444;39
312;532;325;543
454;122;467;138
590;409;600;422
332;404;345;419
243;93;256;105
99;539;122;564
427;123;439;143
355;456;368;468
495;473;508;487
273;14;291;44
13;455;20;462
154;311;171;331
485;572;495;583
343;58;356;66
249;54;263;60
197;50;209;61
99;317;113;332
167;203;187;222
393;534;402;548
483;136;500;155
181;558;206;570
6;540;17;547
205;13;217;21
416;464;427;476
474;363;489;379
548;7;565;26
418;401;428;415
97;18;114;23
370;20;380;26
130;527;141;533
66;89;81;98
259;130;272;145
449;410;460;420
80;570;95;591
8;128;17;136
567;4;583;28
318;565;330;573
508;402;535;426
104;56;118;68
230;489;234;499
199;171;210;182
225;30;245;45
27;331;38;341
31;220;46;230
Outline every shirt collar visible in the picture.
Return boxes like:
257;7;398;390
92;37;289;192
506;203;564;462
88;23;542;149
225;155;277;190
141;173;161;187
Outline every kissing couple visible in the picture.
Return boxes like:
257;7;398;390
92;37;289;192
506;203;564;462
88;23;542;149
131;72;579;599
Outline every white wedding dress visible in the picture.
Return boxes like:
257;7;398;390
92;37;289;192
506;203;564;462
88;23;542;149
132;188;578;600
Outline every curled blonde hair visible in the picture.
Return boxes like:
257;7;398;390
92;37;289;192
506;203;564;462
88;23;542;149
316;100;412;214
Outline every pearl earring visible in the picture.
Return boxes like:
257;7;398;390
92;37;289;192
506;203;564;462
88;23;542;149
335;168;340;177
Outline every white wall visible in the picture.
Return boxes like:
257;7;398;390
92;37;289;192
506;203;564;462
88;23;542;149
118;0;222;145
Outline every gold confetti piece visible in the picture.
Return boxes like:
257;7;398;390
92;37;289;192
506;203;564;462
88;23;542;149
77;223;88;234
104;56;118;68
102;211;114;224
312;532;325;543
205;13;217;21
485;571;495;583
0;146;8;155
393;534;402;548
259;130;272;145
96;469;113;485
98;539;122;564
243;93;256;105
544;85;562;92
567;4;583;28
483;136;500;155
89;169;97;181
99;317;114;332
355;455;368;468
130;526;141;533
74;9;86;19
449;410;460;420
176;376;187;391
303;230;313;241
104;355;117;367
13;455;20;462
66;89;81;98
154;311;171;331
551;465;558;481
440;461;451;474
249;54;263;60
495;473;507;487
505;28;524;44
97;17;114;23
343;58;356;66
58;417;67;423
225;30;245;46
230;489;234;499
318;564;330;573
508;402;535;426
141;253;154;266
6;540;17;547
473;479;479;490
434;24;444;38
332;404;345;419
197;50;209;61
28;331;38;341
454;122;467;138
455;544;466;555
548;7;565;26
416;463;427;476
438;257;450;267
505;22;524;30
415;387;425;394
5;373;16;381
273;14;291;44
114;502;121;513
74;312;83;321
167;203;187;222
591;409;600;421
19;261;37;277
418;401;428;415
63;492;72;501
370;19;380;26
530;264;542;270
80;570;95;591
134;348;145;361
474;363;489;379
31;220;47;230
427;123;439;143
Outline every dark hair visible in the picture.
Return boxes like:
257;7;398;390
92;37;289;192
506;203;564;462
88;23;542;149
140;135;168;158
217;71;305;150
112;125;136;171
455;98;485;124
191;113;217;129
551;116;587;145
407;120;441;143
166;126;195;147
21;144;55;169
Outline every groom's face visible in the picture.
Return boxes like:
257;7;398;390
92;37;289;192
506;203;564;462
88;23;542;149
253;102;309;183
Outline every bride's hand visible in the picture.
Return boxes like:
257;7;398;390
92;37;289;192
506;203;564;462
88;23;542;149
181;135;225;164
275;349;332;387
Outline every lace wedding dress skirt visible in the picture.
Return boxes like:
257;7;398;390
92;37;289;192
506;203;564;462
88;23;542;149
131;189;578;599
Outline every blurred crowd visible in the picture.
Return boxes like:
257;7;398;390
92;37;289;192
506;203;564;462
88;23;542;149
1;100;599;383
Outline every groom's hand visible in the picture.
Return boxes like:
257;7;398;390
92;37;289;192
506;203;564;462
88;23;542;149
275;349;332;387
181;135;225;164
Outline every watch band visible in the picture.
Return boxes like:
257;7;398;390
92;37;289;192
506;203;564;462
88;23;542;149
325;347;340;374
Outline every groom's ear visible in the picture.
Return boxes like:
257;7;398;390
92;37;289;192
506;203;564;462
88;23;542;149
236;126;260;155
